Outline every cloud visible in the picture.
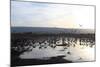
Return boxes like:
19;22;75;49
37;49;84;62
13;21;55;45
11;1;94;29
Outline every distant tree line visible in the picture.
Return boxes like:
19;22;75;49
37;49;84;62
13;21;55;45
11;32;95;39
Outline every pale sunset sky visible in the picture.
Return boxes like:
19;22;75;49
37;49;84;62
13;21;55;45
11;0;95;29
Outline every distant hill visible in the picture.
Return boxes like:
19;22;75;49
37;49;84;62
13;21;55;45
11;27;95;34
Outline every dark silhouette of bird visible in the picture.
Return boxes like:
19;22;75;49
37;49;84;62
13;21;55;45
79;24;82;27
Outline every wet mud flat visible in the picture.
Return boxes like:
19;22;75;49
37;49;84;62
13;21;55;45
11;33;95;66
11;56;72;66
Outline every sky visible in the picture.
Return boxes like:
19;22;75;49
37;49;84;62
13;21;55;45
11;1;95;29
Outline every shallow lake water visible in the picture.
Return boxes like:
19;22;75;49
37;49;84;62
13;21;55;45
15;36;95;62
